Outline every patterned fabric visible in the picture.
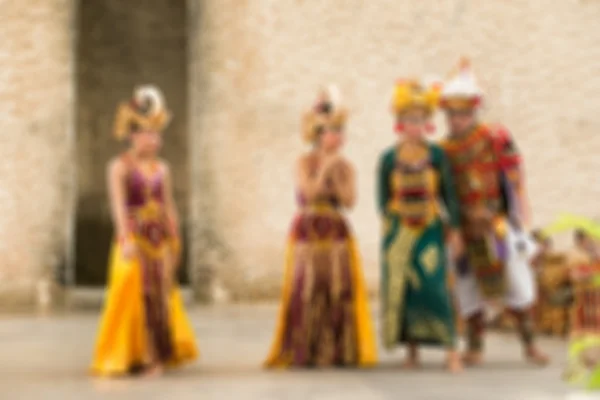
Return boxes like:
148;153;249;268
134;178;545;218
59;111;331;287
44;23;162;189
377;142;460;349
571;265;600;335
466;311;485;352
91;156;199;376
460;220;508;298
284;203;356;366
391;157;436;228
536;253;571;335
125;165;174;363
265;196;377;368
441;124;522;298
565;264;600;389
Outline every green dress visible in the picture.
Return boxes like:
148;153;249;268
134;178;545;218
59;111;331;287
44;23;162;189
377;141;460;349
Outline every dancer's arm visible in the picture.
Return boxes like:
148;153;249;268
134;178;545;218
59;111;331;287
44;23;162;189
296;154;338;201
162;161;182;268
107;158;130;241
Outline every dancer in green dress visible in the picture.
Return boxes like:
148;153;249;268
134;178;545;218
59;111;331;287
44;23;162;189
377;79;463;373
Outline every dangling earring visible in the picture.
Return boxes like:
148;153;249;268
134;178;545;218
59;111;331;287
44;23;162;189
425;122;436;134
394;123;405;134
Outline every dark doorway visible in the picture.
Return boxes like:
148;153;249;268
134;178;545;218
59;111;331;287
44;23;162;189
74;0;190;286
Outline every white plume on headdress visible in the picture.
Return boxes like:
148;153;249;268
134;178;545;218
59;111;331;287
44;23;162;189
134;84;165;116
326;84;342;108
441;67;483;100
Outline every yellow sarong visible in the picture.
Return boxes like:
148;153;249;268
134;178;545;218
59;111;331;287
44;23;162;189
90;243;199;376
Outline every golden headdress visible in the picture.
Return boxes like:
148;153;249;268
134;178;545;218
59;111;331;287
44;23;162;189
301;85;349;143
113;85;172;140
440;57;484;110
391;79;441;116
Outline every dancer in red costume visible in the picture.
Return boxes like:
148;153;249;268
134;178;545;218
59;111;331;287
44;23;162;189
439;59;549;367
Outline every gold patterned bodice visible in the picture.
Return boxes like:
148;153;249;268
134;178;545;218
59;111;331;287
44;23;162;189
387;143;440;228
441;125;505;220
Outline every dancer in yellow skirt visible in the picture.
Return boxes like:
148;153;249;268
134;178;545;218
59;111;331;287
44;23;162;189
91;85;198;377
264;86;377;368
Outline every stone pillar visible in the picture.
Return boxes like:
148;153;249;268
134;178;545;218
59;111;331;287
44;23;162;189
0;0;76;310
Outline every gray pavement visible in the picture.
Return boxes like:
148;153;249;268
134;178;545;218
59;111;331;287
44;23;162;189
0;304;592;400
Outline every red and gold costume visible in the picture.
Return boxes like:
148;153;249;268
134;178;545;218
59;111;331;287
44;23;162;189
442;123;522;297
440;59;538;355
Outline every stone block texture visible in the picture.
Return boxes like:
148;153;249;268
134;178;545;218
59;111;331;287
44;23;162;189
188;0;600;301
1;0;600;307
0;0;75;308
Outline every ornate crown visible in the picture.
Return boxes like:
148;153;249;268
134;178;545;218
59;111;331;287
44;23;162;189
113;85;172;140
440;57;484;110
301;85;348;143
391;78;441;116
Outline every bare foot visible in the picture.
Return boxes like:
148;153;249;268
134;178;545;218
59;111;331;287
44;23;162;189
462;351;483;366
142;364;164;378
446;352;463;374
525;347;550;366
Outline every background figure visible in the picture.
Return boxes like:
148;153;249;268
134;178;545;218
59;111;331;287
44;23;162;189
91;85;198;377
377;79;462;373
264;86;376;368
564;225;600;389
530;230;569;336
439;59;548;366
574;229;600;262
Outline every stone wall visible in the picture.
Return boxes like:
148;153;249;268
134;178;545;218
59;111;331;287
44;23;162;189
189;0;600;301
1;0;600;307
0;0;75;308
75;0;189;286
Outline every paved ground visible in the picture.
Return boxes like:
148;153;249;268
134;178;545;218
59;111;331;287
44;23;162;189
0;304;594;400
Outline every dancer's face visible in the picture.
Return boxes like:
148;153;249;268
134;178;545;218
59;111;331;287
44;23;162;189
131;129;162;156
320;126;344;152
399;108;427;140
446;108;476;135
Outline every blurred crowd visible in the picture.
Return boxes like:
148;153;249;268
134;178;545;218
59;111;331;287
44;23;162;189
490;229;599;337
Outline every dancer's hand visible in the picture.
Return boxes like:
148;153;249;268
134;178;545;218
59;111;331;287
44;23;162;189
319;155;342;178
315;155;341;195
121;238;137;260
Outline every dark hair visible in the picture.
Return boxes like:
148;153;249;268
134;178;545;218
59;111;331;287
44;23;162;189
129;121;142;135
317;101;332;115
134;97;152;116
575;229;587;241
314;124;325;137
